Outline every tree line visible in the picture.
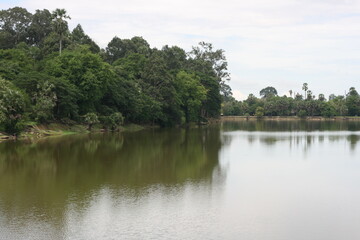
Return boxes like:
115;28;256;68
223;84;360;117
0;7;231;135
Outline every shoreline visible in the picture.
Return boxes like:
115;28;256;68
221;116;360;121
0;123;150;142
2;116;360;141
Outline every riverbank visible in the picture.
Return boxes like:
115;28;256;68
221;116;360;121
0;122;150;141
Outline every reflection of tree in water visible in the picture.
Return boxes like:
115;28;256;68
244;133;360;153
222;120;360;132
348;135;360;151
0;127;225;225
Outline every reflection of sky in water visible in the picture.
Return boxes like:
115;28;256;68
1;125;360;240
219;130;360;240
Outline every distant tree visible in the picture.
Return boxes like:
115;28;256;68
306;90;314;100
346;87;360;116
297;109;307;118
255;106;264;118
318;93;326;101
295;93;303;100
329;94;336;101
260;86;278;98
302;83;308;99
348;87;359;97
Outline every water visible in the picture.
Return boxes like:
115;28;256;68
1;120;360;240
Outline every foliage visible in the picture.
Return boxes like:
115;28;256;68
297;110;307;118
32;80;57;123
0;78;28;135
222;83;360;118
176;71;207;123
260;86;278;98
255;106;264;118
0;6;229;130
101;112;124;130
51;8;71;55
83;112;99;130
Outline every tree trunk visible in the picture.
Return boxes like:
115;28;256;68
59;36;62;55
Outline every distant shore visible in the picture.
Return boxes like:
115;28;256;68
221;116;360;121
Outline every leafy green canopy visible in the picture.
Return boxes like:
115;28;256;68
0;7;230;134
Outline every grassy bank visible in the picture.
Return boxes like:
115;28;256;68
221;116;360;121
0;122;149;141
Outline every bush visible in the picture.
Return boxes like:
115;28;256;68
100;112;124;131
83;112;99;130
255;107;264;118
0;78;28;136
297;110;307;118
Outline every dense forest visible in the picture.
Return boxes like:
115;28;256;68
223;84;360;117
0;7;232;135
1;7;359;136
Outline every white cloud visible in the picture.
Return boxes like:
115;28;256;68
2;0;360;98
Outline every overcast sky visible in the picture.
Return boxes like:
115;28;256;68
1;0;360;100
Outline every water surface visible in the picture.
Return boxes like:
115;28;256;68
1;121;360;239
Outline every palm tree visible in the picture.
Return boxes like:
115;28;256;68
51;8;71;55
302;83;308;100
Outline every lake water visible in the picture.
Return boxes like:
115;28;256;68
1;120;360;240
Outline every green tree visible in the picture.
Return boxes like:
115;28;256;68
84;112;99;130
255;106;264;118
189;41;231;97
71;24;100;53
346;87;360;116
0;78;28;135
32;81;57;123
318;94;326;101
105;36;150;63
45;47;114;115
302;83;308;99
176;71;207;123
28;9;52;47
260;86;278;98
0;7;32;49
101;112;124;130
51;8;71;55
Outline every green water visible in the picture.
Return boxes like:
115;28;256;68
1;121;360;239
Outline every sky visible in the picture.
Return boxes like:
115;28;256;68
1;0;360;100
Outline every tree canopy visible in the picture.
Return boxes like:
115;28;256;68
0;7;230;134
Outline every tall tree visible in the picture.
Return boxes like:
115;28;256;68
71;24;100;53
0;7;32;48
302;83;308;100
260;86;278;98
189;42;231;97
51;8;70;55
346;87;360;116
28;9;52;47
176;71;207;123
105;36;150;63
